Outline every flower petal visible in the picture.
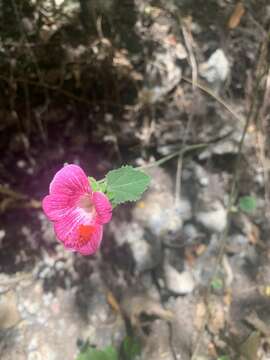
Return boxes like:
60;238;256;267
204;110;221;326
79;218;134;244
42;194;76;222
53;208;91;244
77;225;103;255
93;191;112;225
49;164;91;196
53;209;103;255
42;164;110;256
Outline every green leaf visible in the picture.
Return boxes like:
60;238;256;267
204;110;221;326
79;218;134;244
211;277;223;290
106;191;115;204
122;336;141;360
106;166;150;206
239;331;260;360
89;177;100;192
98;181;107;193
239;196;257;213
89;177;107;193
218;356;231;360
77;345;118;360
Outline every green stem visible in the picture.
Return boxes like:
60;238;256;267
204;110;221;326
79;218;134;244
137;143;208;170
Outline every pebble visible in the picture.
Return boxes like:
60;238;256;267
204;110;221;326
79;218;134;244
0;229;6;241
183;223;200;240
131;235;154;272
28;352;42;360
0;229;5;247
194;164;209;187
28;337;38;352
175;198;192;222
228;234;248;250
133;167;189;235
112;221;161;272
55;261;65;271
192;235;220;285
134;194;186;236
199;177;209;187
38;267;53;279
196;201;227;233
43;293;54;306
26;167;34;175
0;291;21;329
164;264;195;295
17;160;27;168
23;299;40;315
199;49;230;90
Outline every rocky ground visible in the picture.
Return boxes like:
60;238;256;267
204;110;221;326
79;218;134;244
0;1;270;360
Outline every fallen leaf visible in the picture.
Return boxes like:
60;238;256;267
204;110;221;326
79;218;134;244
223;291;232;306
107;291;121;313
194;302;206;330
228;2;245;29
208;342;218;358
185;247;196;266
263;286;270;297
239;331;260;360
208;300;225;334
195;244;207;256
248;223;260;245
245;312;270;337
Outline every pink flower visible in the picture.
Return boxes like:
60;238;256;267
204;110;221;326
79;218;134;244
42;164;112;255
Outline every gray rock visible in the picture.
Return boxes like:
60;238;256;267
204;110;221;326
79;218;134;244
164;264;195;295
231;212;253;236
0;229;6;241
28;344;57;360
183;223;200;240
196;200;227;233
0;229;5;247
141;47;182;103
28;337;39;352
133;168;192;236
175;198;192;222
0;290;21;330
133;167;189;236
169;296;205;360
141;319;174;360
39;213;58;245
0;268;126;360
199;49;230;91
194;164;209;187
192;235;220;285
77;273;126;348
27;352;42;360
110;221;161;272
227;233;249;253
128;234;154;272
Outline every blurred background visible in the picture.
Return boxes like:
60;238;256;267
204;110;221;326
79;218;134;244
0;1;270;359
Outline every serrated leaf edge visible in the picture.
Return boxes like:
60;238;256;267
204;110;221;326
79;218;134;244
106;166;149;185
105;165;150;205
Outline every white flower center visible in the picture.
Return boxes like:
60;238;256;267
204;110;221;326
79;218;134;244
78;195;95;215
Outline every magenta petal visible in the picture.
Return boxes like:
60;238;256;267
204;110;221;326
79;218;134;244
54;208;91;245
93;191;112;225
77;225;103;255
42;194;76;222
49;164;91;196
42;164;111;256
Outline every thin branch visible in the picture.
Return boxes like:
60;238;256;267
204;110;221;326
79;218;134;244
182;76;243;123
138;143;208;170
0;74;124;109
